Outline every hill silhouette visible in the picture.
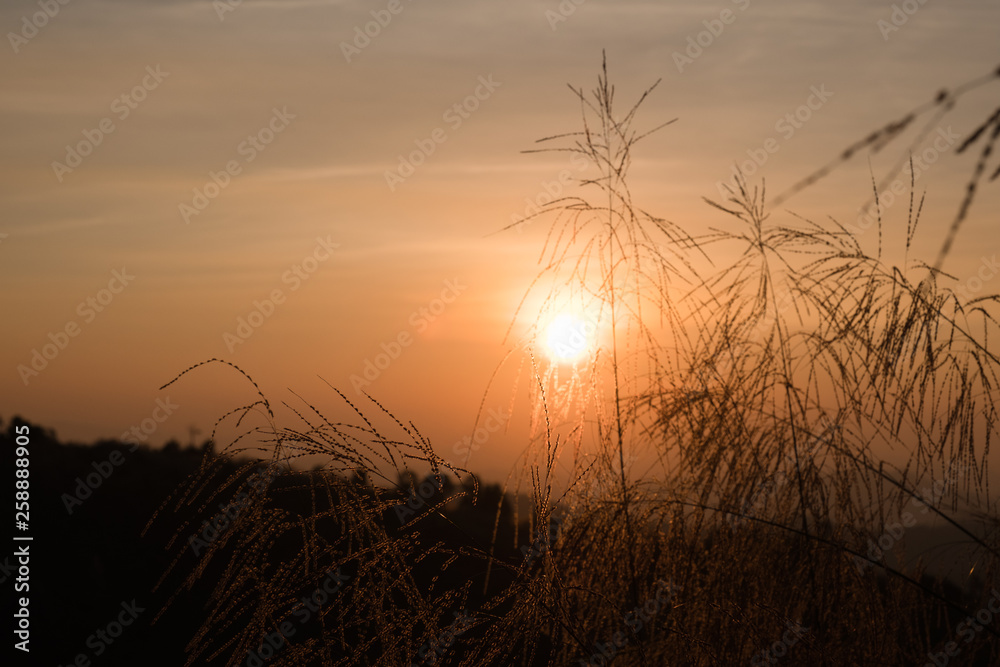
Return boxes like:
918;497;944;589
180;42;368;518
1;416;527;666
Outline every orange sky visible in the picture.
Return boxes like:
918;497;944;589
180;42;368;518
1;0;998;480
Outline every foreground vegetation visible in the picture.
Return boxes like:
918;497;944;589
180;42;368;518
152;59;1000;665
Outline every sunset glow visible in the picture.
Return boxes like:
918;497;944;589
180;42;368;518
0;0;996;483
544;313;595;362
5;2;1000;664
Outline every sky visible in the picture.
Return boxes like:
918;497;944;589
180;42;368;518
1;0;998;481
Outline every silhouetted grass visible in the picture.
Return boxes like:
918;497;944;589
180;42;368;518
152;57;1000;665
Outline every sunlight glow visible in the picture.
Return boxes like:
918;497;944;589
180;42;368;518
544;313;595;362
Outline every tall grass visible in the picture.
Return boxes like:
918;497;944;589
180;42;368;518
151;58;1000;665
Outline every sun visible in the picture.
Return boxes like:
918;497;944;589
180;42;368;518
544;313;594;362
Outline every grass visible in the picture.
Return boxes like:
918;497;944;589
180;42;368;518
148;56;1000;665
